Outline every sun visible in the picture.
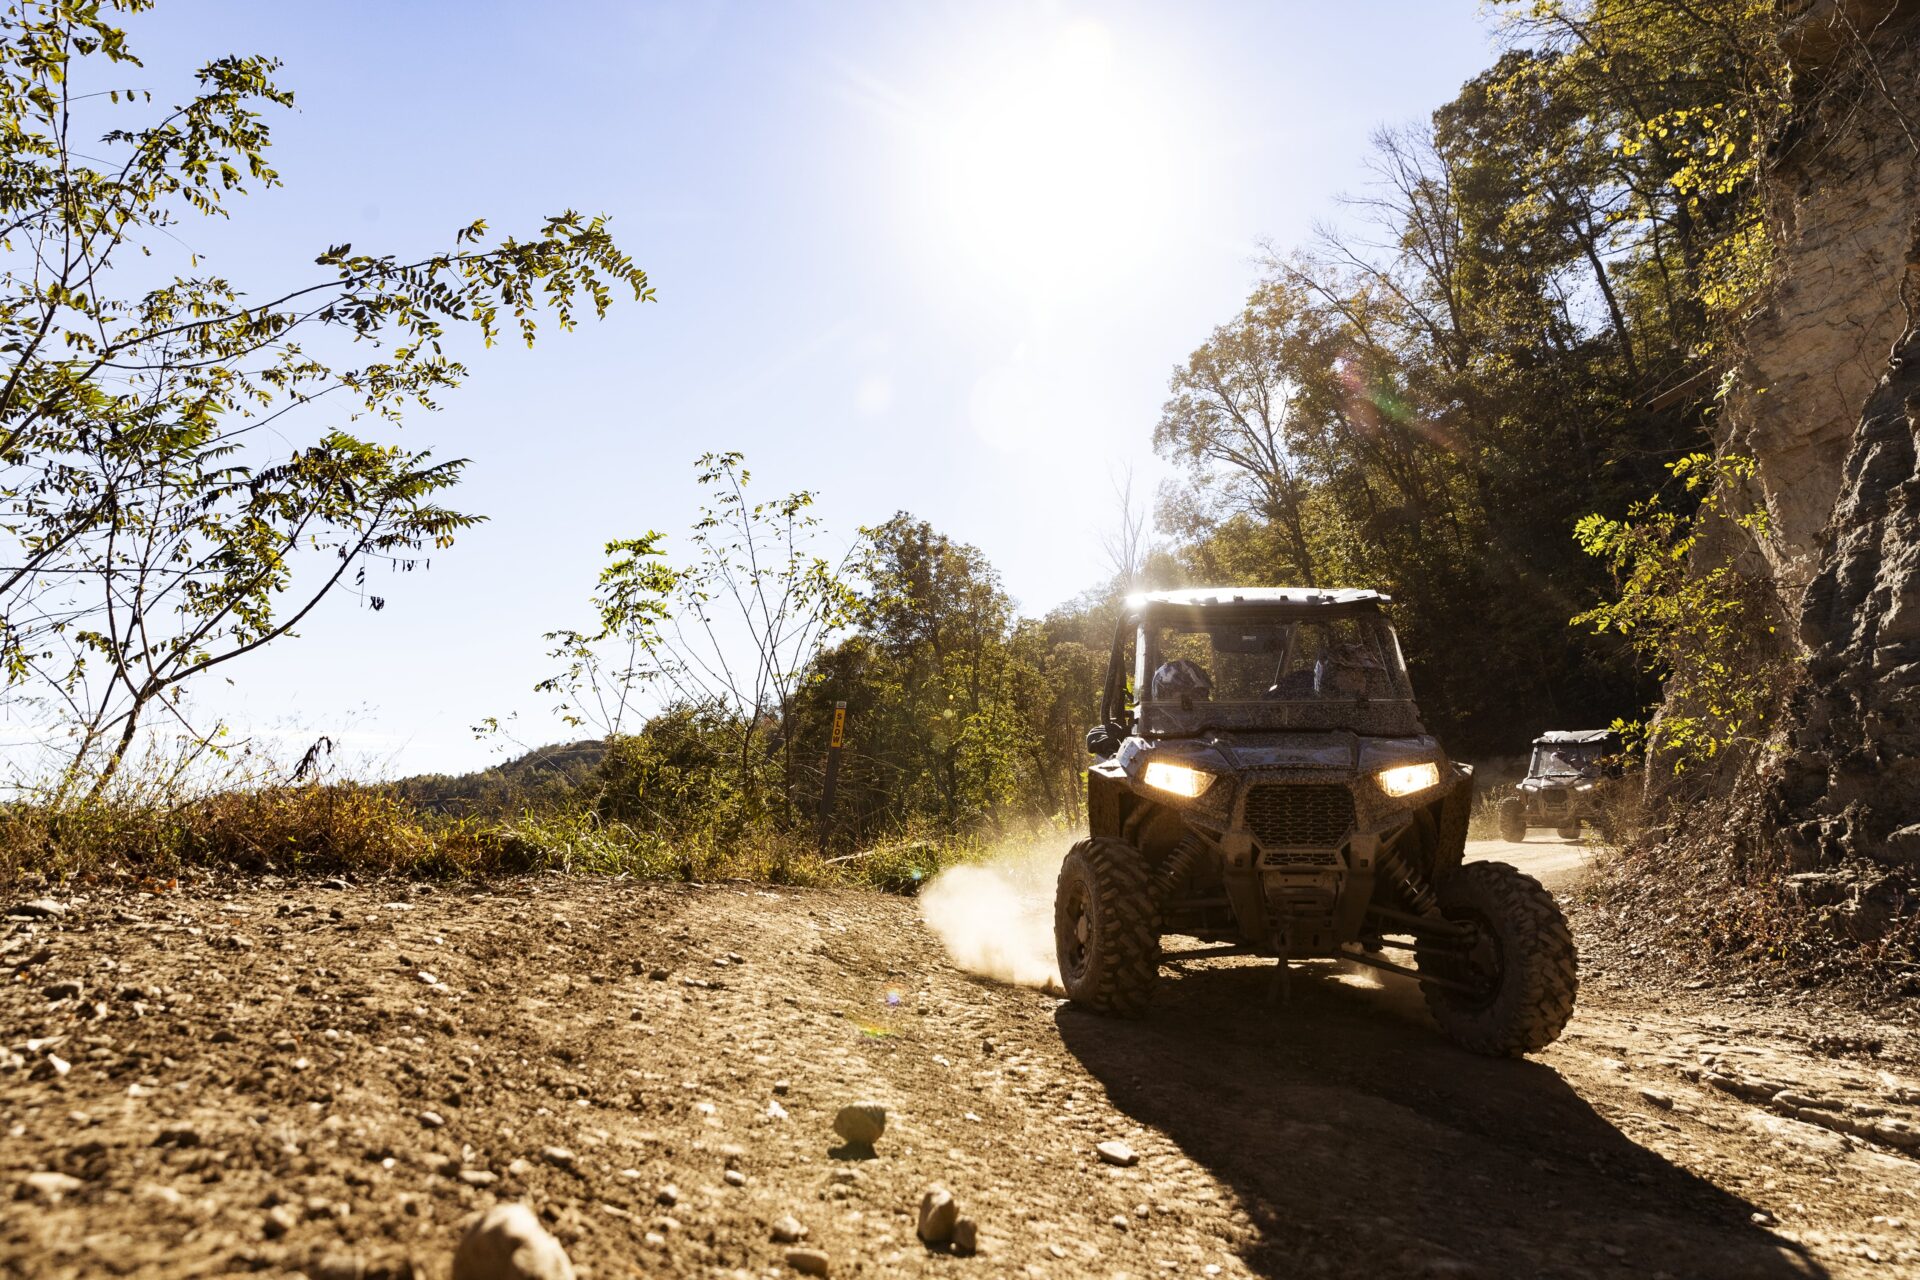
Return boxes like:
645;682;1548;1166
914;17;1178;309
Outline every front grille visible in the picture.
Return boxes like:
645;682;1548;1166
1541;787;1569;805
1259;847;1341;869
1244;784;1355;849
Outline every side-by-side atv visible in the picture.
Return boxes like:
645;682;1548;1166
1499;729;1621;842
1056;588;1577;1057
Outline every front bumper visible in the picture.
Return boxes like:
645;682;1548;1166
1191;764;1462;953
1189;765;1444;860
1521;784;1598;821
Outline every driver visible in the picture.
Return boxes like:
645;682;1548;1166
1150;658;1212;704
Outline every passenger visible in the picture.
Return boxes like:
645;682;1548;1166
1150;658;1212;704
1314;642;1385;699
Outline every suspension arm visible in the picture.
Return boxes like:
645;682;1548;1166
1364;904;1475;940
1339;946;1482;995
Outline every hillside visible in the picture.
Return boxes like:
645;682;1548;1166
387;742;609;817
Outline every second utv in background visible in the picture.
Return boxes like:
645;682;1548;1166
1498;729;1621;842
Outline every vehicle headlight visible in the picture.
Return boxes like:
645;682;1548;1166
1143;761;1214;799
1376;762;1440;797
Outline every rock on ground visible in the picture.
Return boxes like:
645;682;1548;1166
784;1246;830;1276
916;1185;958;1245
831;1102;885;1147
452;1203;576;1280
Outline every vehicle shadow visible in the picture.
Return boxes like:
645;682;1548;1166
1052;955;1826;1280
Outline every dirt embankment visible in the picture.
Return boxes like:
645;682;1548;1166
2;858;1918;1280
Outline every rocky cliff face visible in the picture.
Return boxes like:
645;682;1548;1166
1721;4;1920;599
1749;3;1920;872
1785;321;1920;868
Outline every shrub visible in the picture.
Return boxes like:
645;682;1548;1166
1573;453;1791;772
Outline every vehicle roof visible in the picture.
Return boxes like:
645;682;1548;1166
1130;587;1390;610
1534;729;1615;745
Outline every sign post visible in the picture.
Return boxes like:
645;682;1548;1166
818;701;846;853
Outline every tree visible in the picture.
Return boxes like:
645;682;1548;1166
1100;464;1152;592
540;454;858;826
792;514;1103;840
1153;278;1333;587
0;0;652;795
1144;1;1796;751
848;515;1023;828
536;533;678;742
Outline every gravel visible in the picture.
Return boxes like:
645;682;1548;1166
21;1171;82;1202
0;876;1907;1280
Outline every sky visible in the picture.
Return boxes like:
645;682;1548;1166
102;0;1503;777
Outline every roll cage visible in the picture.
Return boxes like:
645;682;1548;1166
1092;593;1410;743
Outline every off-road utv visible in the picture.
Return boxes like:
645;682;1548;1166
1057;588;1577;1057
1498;730;1620;842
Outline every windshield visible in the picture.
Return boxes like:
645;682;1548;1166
1135;613;1419;736
1531;744;1602;777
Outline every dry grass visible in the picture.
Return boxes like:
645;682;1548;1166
0;781;996;898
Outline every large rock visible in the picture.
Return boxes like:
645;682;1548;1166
452;1203;576;1280
1717;5;1920;601
916;1185;958;1245
1781;326;1920;868
1700;2;1920;884
1767;7;1920;871
832;1102;885;1147
785;1247;831;1276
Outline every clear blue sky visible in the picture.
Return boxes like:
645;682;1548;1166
121;0;1500;776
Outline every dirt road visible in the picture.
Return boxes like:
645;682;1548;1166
1467;835;1593;890
2;867;1917;1279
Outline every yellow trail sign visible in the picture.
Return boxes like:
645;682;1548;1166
820;701;848;851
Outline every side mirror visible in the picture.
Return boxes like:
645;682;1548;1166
1085;724;1122;758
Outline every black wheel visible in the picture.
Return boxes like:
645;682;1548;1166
1054;837;1159;1017
1555;823;1581;840
1417;861;1577;1057
1497;796;1527;843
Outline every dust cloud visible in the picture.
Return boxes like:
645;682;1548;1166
918;838;1069;990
